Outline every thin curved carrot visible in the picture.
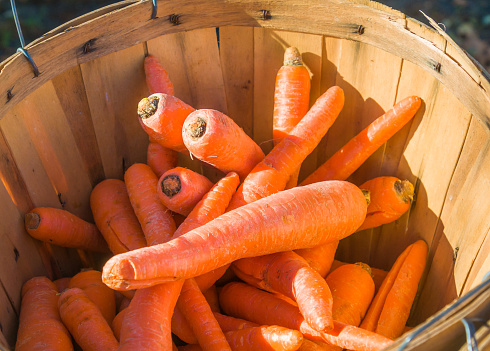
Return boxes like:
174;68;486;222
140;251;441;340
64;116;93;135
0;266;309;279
102;180;367;290
58;288;118;351
137;93;194;153
90;179;147;254
294;240;338;278
147;141;179;179
15;277;73;351
124;163;176;246
232;250;335;332
24;207;109;253
357;176;414;231
182;109;265;180
301;96;422;185
144;55;175;95
273;46;311;189
225;325;304;351
157;166;214;216
172;305;199;344
111;308;127;341
213;312;259;332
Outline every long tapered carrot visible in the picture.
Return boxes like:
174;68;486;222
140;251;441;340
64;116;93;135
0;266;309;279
357;176;414;231
157;166;214;216
68;269;116;325
124;163;176;246
360;240;428;340
102;180;367;290
24;207;109;253
219;282;393;351
273;46;311;189
58;288;119;351
294;240;339;278
226;85;344;211
301;96;422;185
111;308;126;341
213;312;259;332
232;250;335;332
90;179;147;254
225;325;304;351
15;277;73;351
137;93;195;153
147;141;179;179
144;55;175;95
182;109;265;180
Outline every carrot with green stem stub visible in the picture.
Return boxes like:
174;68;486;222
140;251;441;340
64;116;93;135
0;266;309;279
24;207;109;253
301;96;422;185
219;282;393;351
144;55;175;95
273;46;311;188
182;109;265;180
102;180;367;290
147;141;179;179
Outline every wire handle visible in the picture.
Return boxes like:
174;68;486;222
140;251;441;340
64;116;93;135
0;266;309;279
151;0;157;19
10;0;40;77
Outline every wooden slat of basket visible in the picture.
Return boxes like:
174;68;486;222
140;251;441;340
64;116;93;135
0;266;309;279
80;44;149;180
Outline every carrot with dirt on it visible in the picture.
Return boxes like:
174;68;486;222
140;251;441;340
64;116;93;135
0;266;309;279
15;277;73;351
157;166;214;216
144;55;175;96
147;141;179;179
24;207;109;253
102;180;367;291
90;179;147;254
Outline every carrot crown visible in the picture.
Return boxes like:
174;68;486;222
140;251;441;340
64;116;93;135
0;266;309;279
394;180;414;203
283;47;303;66
161;174;181;198
186;116;207;139
137;96;159;119
25;212;41;230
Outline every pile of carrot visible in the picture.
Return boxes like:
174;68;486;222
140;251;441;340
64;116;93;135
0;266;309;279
16;48;429;351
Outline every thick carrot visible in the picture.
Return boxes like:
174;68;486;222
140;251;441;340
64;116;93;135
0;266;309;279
177;278;232;351
147;141;179;179
301;96;422;185
68;269;116;325
182;109;265;180
53;277;71;293
24;207;109;253
118;281;183;350
357;176;414;231
124;163;176;246
58;288;118;351
102;180;367;290
15;277;73;351
90;179;147;254
157;166;214;216
111;308;127;341
144;55;175;95
137;93;194;153
219;282;393;351
360;240;428;340
329;260;388;295
325;263;375;327
226;85;344;211
232;250;335;332
224;325;303;351
273;46;311;189
294;240;339;278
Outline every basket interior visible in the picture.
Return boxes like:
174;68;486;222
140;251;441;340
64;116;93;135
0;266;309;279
0;4;489;348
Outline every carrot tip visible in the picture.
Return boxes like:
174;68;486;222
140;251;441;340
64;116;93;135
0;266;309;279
161;174;181;198
186;116;207;139
138;96;159;119
394;180;415;203
25;212;41;230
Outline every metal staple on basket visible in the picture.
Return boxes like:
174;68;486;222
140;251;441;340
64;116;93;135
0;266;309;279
9;0;40;77
398;272;490;351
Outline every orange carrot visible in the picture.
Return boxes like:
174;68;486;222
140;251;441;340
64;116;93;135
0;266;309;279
90;179;147;254
273;46;311;189
172;305;199;344
58;288;118;351
15;277;73;351
219;282;393;351
112;308;127;341
301;96;422;185
124;163;176;246
226;85;344;211
157;167;214;216
68;269;116;325
357;176;414;231
137;93;194;153
360;240;428;340
325;263;375;327
298;339;335;351
224;325;304;351
213;312;259;332
232;250;335;332
182;109;265;180
102;180;367;290
329;260;388;295
203;284;221;313
118;295;132;312
179;345;203;351
144;55;175;95
24;207;109;253
147;141;179;179
53;277;71;293
294;240;339;278
177;278;231;351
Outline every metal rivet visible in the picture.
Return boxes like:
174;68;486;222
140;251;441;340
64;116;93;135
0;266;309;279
260;10;272;20
82;39;97;54
435;62;442;72
357;25;365;35
168;14;181;25
6;88;13;102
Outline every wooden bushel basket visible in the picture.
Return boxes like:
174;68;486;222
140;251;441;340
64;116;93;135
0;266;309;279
0;0;489;349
